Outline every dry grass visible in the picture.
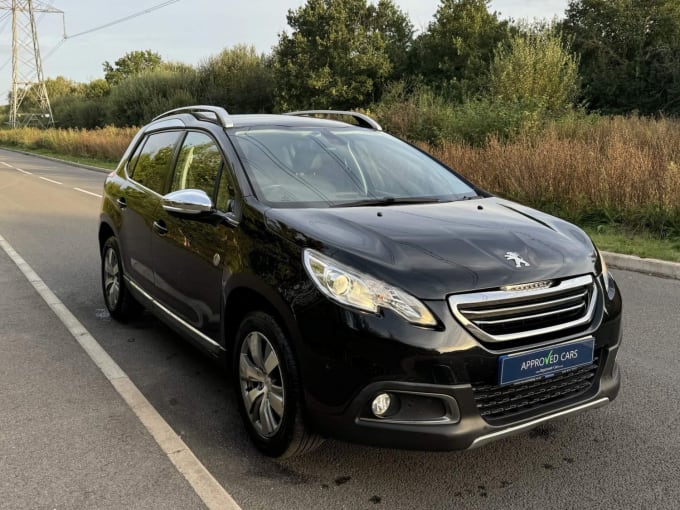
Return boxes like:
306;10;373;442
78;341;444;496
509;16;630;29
424;116;680;234
1;116;679;235
0;126;136;163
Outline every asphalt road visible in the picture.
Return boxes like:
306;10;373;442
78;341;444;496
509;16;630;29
1;148;679;509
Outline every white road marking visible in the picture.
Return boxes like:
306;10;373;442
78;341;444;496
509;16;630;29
1;161;13;167
0;234;241;510
14;167;32;175
73;187;102;198
38;176;62;185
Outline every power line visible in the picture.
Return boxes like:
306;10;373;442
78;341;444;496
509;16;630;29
37;0;181;64
42;36;63;61
2;0;182;68
0;0;182;117
65;0;180;40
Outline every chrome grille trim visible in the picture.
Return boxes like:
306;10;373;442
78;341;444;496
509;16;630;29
461;290;588;318
474;302;586;326
448;275;597;343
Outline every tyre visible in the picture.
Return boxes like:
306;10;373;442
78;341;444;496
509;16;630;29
101;236;142;322
233;311;324;458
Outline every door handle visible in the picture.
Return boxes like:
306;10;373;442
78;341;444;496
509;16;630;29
116;197;127;209
153;220;168;236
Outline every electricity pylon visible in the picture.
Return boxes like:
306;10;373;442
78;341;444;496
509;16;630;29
0;0;63;127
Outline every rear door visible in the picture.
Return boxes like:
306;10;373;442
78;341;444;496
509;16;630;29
118;130;181;292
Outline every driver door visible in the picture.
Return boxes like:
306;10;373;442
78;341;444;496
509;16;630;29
150;131;236;342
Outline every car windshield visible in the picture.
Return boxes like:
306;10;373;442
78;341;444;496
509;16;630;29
229;126;477;208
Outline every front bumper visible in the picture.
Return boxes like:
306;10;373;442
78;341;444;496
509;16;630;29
306;345;619;451
293;275;622;451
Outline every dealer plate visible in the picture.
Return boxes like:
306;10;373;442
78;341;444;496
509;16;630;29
498;337;595;386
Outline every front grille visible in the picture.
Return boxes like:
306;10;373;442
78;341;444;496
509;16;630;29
448;275;597;344
471;354;600;423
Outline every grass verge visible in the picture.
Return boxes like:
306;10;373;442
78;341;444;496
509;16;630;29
1;146;117;171
584;225;680;263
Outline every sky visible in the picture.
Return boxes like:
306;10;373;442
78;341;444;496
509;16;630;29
0;0;569;103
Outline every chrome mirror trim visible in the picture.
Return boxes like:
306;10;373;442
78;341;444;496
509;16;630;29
162;189;214;215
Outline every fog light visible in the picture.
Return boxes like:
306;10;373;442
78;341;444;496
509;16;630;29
371;393;392;418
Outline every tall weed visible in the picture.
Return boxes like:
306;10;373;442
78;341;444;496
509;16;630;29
1;115;678;236
427;116;680;235
0;126;136;162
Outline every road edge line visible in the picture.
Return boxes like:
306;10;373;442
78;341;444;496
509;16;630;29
0;146;112;173
0;233;241;510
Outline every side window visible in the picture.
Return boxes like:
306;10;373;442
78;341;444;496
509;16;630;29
171;132;224;201
129;131;181;194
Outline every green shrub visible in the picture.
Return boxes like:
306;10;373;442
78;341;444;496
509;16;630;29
373;82;551;145
106;69;200;126
52;96;108;129
489;29;580;114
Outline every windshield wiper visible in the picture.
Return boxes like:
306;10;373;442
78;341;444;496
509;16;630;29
332;196;444;208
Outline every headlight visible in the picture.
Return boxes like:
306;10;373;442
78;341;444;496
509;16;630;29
597;249;616;300
303;249;437;327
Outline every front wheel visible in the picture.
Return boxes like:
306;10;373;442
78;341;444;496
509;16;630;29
101;236;142;322
233;311;323;458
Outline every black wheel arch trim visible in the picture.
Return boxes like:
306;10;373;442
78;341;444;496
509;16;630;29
222;273;304;357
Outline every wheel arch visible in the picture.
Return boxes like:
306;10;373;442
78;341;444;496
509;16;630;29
222;278;301;360
98;220;116;255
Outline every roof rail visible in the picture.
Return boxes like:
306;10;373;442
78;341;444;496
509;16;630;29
152;105;234;128
285;110;382;131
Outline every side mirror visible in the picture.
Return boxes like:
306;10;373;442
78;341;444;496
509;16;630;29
162;189;214;216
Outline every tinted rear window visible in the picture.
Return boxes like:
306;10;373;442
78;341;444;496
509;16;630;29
129;131;181;194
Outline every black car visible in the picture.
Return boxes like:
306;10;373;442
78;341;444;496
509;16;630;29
99;106;621;458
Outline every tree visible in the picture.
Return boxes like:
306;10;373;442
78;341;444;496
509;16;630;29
44;76;84;100
489;28;580;113
198;45;274;113
103;50;163;85
411;0;512;101
273;0;412;111
372;0;415;80
83;79;110;99
561;0;680;114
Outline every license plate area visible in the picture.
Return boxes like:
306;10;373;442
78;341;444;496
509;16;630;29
498;337;595;386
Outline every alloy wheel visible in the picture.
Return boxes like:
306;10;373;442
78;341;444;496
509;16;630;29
103;247;121;309
239;331;285;438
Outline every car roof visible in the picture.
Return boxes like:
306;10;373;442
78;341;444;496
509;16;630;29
145;107;381;132
228;114;358;130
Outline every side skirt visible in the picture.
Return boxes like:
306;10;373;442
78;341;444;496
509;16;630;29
126;276;226;358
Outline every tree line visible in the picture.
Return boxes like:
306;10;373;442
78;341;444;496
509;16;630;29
11;0;680;134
